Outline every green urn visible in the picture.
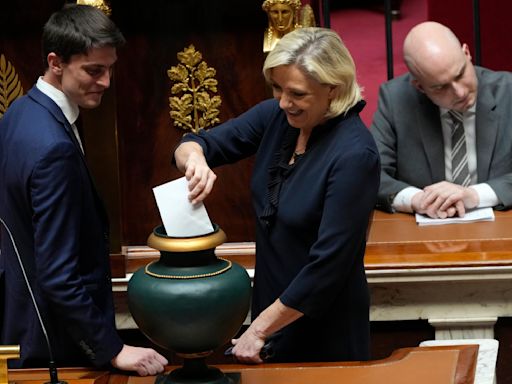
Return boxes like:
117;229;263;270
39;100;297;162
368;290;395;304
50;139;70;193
127;224;251;384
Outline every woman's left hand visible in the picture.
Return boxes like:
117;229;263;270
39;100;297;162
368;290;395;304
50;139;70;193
231;327;266;364
229;299;303;364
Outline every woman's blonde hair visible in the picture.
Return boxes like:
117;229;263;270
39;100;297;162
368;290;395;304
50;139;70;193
263;27;362;118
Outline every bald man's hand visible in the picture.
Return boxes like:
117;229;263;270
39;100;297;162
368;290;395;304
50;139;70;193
412;181;479;218
411;190;456;218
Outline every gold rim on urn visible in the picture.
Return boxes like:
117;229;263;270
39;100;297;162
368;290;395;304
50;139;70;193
147;227;227;252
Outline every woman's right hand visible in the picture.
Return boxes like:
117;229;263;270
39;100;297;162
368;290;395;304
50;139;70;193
174;142;217;204
183;151;217;204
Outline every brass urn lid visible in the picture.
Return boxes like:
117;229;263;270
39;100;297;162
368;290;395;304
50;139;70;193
147;225;227;252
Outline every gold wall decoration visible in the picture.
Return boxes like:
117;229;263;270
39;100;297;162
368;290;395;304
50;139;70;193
300;3;316;28
262;0;316;52
167;45;222;133
0;54;24;119
76;0;112;16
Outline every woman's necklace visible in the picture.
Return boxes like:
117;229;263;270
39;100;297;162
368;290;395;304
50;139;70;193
290;149;306;164
291;132;309;164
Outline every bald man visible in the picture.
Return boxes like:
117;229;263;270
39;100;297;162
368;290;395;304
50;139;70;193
371;21;512;218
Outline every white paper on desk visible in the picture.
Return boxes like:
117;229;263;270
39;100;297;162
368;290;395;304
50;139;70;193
415;207;495;226
153;177;214;237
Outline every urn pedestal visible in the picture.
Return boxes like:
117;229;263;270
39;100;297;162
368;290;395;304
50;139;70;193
127;225;251;384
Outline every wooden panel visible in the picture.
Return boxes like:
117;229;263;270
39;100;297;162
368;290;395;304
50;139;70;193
110;1;268;245
109;253;126;278
81;86;123;253
0;1;63;96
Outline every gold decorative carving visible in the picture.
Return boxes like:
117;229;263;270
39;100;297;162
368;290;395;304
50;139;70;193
262;0;316;52
167;45;222;133
76;0;112;16
300;4;316;28
0;54;24;119
0;345;20;384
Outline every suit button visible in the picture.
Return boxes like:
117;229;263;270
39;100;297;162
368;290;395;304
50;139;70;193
103;232;109;240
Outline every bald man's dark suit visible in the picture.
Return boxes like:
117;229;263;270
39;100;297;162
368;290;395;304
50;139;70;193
371;66;512;212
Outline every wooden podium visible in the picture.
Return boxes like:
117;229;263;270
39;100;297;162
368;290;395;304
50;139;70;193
7;345;477;384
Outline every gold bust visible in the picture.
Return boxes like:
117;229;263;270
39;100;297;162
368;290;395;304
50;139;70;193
262;0;302;52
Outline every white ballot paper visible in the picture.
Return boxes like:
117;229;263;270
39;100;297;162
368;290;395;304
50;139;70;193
415;207;495;226
153;177;214;237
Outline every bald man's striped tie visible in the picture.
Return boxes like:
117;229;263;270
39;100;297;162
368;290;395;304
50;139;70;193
448;110;471;187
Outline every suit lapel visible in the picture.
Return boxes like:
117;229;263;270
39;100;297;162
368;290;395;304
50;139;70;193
417;93;446;183
28;87;84;155
27;87;110;224
474;70;498;182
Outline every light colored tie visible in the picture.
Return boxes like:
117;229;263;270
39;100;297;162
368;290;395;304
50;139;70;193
448;110;470;187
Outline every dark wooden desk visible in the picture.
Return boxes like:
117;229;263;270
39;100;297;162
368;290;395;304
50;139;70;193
8;345;477;384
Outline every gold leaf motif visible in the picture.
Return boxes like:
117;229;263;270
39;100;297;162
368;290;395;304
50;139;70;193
177;45;203;68
167;64;188;82
76;0;112;16
171;83;188;94
0;54;24;119
168;45;222;133
202;78;218;92
169;94;194;131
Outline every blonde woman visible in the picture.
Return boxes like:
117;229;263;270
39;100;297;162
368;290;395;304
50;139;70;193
174;27;379;363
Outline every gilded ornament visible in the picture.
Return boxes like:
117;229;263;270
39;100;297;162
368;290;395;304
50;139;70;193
167;45;222;133
0;345;19;384
262;0;316;52
0;54;24;119
76;0;112;16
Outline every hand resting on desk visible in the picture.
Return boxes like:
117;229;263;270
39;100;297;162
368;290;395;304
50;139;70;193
412;181;479;218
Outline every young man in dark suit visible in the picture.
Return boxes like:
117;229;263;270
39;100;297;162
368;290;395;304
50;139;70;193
0;4;167;375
